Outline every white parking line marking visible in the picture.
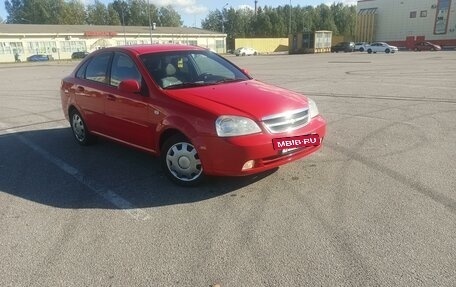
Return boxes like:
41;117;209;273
7;127;150;221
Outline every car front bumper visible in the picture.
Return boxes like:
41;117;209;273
195;115;326;176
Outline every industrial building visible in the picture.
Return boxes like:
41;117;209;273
356;0;456;49
0;24;226;63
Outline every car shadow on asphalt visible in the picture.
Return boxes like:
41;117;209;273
0;128;277;210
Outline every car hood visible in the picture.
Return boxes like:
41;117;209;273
163;80;309;119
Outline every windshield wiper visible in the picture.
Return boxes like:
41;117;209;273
214;78;246;84
164;81;209;89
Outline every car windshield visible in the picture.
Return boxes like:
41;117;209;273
140;51;250;89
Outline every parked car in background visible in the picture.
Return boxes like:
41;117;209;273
354;42;368;52
413;41;442;51
331;42;355;53
234;47;258;56
60;45;326;186
365;42;399;54
71;51;89;59
27;54;52;61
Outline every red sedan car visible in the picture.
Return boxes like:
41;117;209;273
60;45;326;185
414;41;442;51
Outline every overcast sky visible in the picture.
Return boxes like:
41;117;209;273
0;0;357;27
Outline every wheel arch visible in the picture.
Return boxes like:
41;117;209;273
159;128;206;186
68;104;79;118
68;105;94;133
159;128;188;152
157;116;202;155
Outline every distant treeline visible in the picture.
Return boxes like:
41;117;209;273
3;0;356;40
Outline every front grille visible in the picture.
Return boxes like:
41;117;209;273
262;108;309;133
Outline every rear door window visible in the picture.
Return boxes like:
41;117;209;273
85;53;112;84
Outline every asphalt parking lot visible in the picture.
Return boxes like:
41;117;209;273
1;51;455;286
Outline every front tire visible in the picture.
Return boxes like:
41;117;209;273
385;48;390;54
359;47;364;52
70;109;95;145
161;134;205;186
367;49;372;54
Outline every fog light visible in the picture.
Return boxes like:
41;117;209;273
242;160;255;170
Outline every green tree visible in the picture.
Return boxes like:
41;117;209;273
5;0;84;24
107;4;121;25
128;0;148;26
86;0;109;25
223;7;253;49
159;6;182;27
111;0;130;25
201;9;222;32
250;8;272;37
5;0;27;23
60;0;86;25
330;3;356;37
267;9;286;37
5;0;63;24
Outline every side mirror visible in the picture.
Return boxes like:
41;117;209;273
118;79;141;93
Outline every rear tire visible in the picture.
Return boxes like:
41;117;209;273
385;48;390;54
367;49;372;54
161;134;205;186
359;47;364;52
70;109;95;145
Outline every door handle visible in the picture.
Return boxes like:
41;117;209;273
76;86;84;92
106;94;116;101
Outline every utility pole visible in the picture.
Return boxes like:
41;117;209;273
148;0;153;44
121;9;126;45
222;3;228;33
288;0;292;35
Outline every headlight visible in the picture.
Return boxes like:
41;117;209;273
308;97;319;118
216;115;261;137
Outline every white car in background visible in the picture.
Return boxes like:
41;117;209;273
354;42;368;52
234;47;258;56
365;42;399;54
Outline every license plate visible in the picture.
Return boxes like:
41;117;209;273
273;134;320;151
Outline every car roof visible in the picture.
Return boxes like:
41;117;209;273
95;44;206;56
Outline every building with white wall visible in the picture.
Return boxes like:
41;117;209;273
356;0;456;49
0;24;226;63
